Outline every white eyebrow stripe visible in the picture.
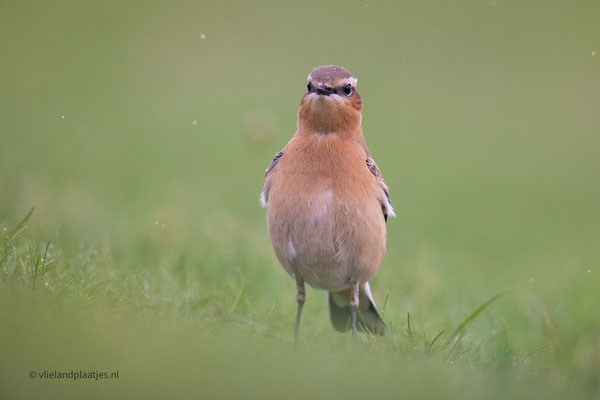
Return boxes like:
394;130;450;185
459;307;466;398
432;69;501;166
306;77;358;88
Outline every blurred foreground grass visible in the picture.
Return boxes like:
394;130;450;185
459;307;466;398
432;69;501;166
1;208;599;399
1;0;600;398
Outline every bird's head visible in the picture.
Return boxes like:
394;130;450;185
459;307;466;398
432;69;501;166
298;65;363;134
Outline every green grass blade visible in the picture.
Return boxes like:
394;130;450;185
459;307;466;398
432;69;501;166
430;329;446;348
451;284;518;338
407;312;414;342
6;207;35;243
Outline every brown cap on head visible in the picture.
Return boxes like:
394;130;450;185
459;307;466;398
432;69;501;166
308;65;357;88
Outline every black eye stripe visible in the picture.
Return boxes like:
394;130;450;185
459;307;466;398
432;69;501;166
306;82;353;95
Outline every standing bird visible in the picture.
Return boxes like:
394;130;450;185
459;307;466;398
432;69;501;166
260;65;394;337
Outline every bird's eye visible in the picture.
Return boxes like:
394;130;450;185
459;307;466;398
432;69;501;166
307;82;312;92
343;84;352;95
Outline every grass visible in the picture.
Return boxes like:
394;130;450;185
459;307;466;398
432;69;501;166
1;205;599;399
1;1;600;398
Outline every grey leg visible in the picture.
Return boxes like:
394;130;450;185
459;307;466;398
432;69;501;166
294;276;305;340
350;281;360;339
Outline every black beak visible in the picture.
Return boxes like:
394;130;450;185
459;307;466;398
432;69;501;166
315;85;332;96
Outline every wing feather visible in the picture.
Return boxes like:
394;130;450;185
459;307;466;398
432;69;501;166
365;153;395;222
260;151;283;207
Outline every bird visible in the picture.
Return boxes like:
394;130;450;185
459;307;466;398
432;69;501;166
260;65;394;338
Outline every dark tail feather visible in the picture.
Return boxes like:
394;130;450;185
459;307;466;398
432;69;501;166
328;282;386;336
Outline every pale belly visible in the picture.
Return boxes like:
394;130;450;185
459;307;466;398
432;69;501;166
266;188;386;292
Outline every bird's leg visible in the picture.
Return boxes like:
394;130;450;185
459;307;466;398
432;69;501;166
350;281;360;340
294;276;305;340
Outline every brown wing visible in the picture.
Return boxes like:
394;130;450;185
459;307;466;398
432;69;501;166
365;154;395;222
265;151;283;176
260;151;283;207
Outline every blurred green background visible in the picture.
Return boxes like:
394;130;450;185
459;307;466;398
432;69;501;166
1;0;599;398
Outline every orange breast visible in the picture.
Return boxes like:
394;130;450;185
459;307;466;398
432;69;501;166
266;133;387;291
